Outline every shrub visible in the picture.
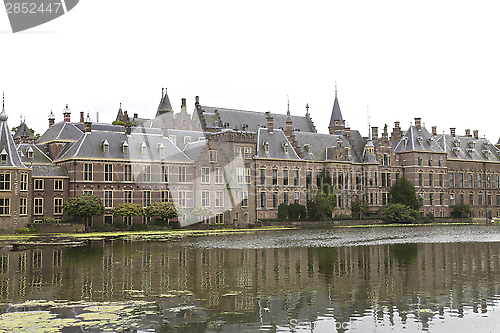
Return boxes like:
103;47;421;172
380;203;420;223
288;203;306;219
451;203;473;218
16;225;38;234
130;223;149;231
278;203;288;219
112;220;127;229
42;216;56;224
92;223;110;232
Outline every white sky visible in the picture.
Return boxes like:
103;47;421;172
1;0;499;142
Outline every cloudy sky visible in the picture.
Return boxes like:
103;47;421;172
1;0;499;142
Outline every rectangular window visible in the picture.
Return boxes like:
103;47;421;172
273;192;278;208
178;191;186;207
284;191;289;204
477;174;482;188
215;167;223;184
440;193;444;206
83;190;93;195
20;173;28;191
34;179;44;190
381;173;386;187
449;172;455;188
497;194;500;206
169;135;176;145
272;169;278;185
54;198;63;215
104;164;113;182
488;194;492;205
104;190;113;208
201;191;210;207
237;168;244;184
294;170;299;186
459;173;464;188
419;173;423;187
19;197;27;216
209;150;217;163
215;191;224;207
142;190;151;208
244;147;252;159
83;163;93;181
161;190;169;202
294;192;299;203
479;194;483;205
487;174;491;188
245;168;251;184
215;213;224;224
260;192;266;208
430;193;434;206
496;175;500;189
244;212;249;223
260;169;266;185
429;174;433;187
438;174;443;187
418;155;423;166
234;146;241;158
0;172;10;190
469;194;474;205
428;155;432;166
184;136;191;144
201;167;210;184
142;165;151;182
124;190;132;203
283;169;289;186
439;156;443;167
54;179;63;191
162;165;169;183
124;164;132;182
178;166;186;183
34;198;42;215
450;194;455;206
460;193;464;204
242;191;248;207
468;173;473;188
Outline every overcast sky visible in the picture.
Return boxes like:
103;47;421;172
1;0;499;142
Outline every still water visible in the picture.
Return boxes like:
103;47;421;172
0;225;500;332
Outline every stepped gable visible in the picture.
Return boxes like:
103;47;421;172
199;106;316;133
0;107;28;169
395;123;446;154
256;127;301;160
183;140;207;161
293;131;360;162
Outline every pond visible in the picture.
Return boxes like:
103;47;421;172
0;225;499;332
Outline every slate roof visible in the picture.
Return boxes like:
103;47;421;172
183;140;207;161
37;122;83;143
437;134;500;162
32;164;69;178
165;129;210;149
363;140;378;163
16;143;52;164
199;106;316;133
13;122;34;140
156;89;173;116
395;125;446;153
0;108;28;169
256;128;301;160
293;131;361;163
57;125;192;163
328;95;345;128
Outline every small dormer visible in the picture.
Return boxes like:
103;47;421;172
242;123;249;131
416;136;423;145
453;139;461;147
223;122;230;129
452;147;461;154
141;142;147;154
27;146;34;159
403;137;408;146
483;149;491;158
0;148;7;162
428;136;434;143
264;141;270;154
102;140;109;153
466;148;474;154
304;144;312;154
158;142;165;156
294;127;301;132
282;142;289;154
122;141;129;154
337;137;343;147
468;140;476;148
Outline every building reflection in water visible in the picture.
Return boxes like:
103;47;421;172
0;240;499;331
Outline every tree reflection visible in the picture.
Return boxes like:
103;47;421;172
391;243;418;270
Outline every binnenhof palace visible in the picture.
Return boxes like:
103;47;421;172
1;88;500;229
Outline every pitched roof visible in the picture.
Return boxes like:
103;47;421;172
256;128;301;160
293;131;361;162
0;108;28;168
13;122;34;140
183;140;207;161
199;106;316;133
37;122;83;143
438;134;500;162
395;125;446;153
328;95;345;128
156;89;173;116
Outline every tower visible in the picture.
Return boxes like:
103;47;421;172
328;83;346;134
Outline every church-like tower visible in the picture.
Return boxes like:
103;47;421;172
328;84;346;134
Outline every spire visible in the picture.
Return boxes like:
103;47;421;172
287;95;290;116
157;87;173;116
306;103;309;116
328;83;345;133
0;92;7;122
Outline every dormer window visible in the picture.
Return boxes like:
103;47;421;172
304;144;311;154
264;141;270;153
0;149;7;162
122;141;129;154
403;137;408;146
27;147;34;159
141;142;147;155
417;136;423;145
283;143;289;154
158;143;165;156
102;140;110;153
468;140;476;148
242;124;248;131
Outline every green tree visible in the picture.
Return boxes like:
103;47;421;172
317;167;333;194
145;202;185;223
278;203;288;219
390;177;421;210
380;203;420;223
111;203;144;217
63;194;105;220
288;203;306;219
112;120;125;126
351;196;368;219
307;192;336;221
451;203;473;218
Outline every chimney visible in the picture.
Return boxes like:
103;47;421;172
450;128;456;136
266;111;273;133
195;96;199;105
285;116;293;137
181;98;187;113
432;126;437;136
48;110;55;127
473;130;479;139
80;111;84;123
371;127;378;141
63;104;71;122
134;113;138;118
414;118;421;130
345;127;352;140
390;121;402;142
84;113;92;132
465;129;471;137
382;124;388;142
125;123;131;135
